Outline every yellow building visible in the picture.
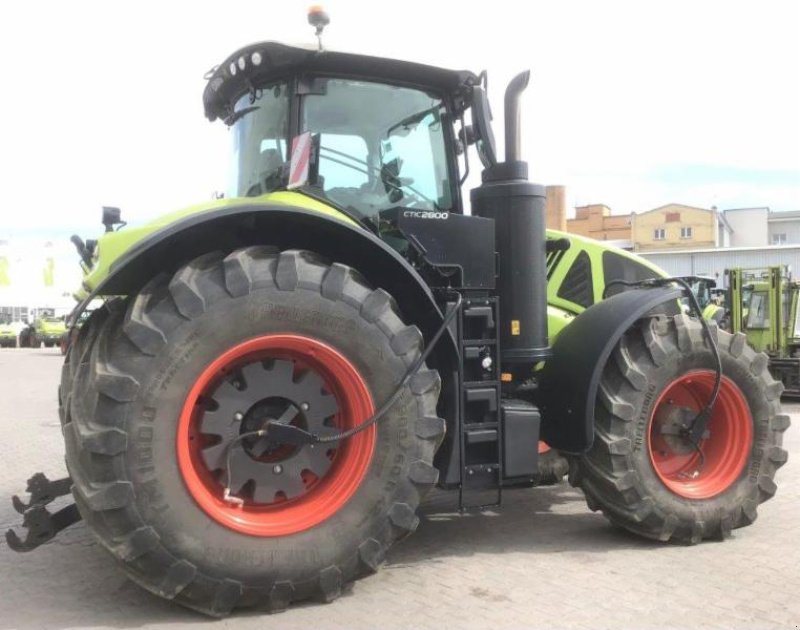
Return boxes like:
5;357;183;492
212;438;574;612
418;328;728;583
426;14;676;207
632;203;730;252
567;204;632;243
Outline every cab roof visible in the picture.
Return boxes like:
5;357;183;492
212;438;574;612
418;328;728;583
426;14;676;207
203;41;479;122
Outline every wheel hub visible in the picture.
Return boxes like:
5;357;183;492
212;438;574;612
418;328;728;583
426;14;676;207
652;403;705;456
239;397;302;460
198;359;341;503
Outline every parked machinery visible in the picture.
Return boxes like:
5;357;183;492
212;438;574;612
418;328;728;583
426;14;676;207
727;266;800;396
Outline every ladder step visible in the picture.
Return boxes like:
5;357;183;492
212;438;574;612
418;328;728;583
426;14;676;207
457;294;502;512
462;339;497;346
464;387;497;407
465;429;497;445
463;380;500;388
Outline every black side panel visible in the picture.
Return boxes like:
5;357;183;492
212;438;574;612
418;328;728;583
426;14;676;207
557;250;593;308
538;286;682;453
396;212;495;289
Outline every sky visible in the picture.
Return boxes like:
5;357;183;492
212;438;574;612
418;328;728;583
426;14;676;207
0;0;798;241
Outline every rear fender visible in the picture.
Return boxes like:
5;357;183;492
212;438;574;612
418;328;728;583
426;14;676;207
72;202;459;395
539;286;682;454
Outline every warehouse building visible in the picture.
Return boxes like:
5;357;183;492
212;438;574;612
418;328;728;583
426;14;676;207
639;244;800;286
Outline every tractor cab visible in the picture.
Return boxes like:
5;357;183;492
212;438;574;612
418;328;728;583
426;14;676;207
204;42;477;223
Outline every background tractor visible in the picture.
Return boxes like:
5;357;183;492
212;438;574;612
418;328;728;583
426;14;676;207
0;317;17;348
31;316;67;348
18;316;68;348
726;266;800;396
7;9;789;617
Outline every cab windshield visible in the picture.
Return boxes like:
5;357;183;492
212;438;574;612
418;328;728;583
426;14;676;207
303;78;452;218
225;78;453;219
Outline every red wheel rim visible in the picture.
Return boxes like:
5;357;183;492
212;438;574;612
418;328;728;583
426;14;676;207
647;370;752;500
177;334;375;536
538;440;551;455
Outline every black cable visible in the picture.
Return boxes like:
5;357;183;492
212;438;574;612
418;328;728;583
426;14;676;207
603;277;723;448
313;291;463;444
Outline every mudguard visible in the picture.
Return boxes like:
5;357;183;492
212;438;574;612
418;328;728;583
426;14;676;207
539;286;682;454
72;204;446;342
71;203;460;380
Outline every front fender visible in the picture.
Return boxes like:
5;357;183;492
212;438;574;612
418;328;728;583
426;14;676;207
539;286;682;453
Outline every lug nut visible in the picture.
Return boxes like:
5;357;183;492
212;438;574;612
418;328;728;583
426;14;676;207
234;412;244;421
273;464;283;474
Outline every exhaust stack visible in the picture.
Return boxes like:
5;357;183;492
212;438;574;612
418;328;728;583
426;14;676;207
504;70;530;163
471;71;550;378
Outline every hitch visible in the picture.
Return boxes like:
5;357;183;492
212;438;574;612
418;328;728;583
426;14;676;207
11;473;72;513
5;473;82;552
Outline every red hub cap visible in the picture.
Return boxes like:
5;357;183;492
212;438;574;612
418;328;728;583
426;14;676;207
177;335;375;536
647;370;752;500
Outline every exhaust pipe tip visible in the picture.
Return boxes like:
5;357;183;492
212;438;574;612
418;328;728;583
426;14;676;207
504;70;531;163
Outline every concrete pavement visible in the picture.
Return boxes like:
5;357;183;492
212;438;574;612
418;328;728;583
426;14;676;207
0;348;797;629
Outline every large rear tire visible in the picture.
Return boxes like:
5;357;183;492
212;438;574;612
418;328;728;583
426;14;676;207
63;248;444;615
571;314;789;543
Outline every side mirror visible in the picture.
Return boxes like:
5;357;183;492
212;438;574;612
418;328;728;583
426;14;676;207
102;206;125;232
471;86;497;169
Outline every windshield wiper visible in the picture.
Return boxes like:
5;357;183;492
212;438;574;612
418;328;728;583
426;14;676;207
318;146;434;204
387;106;439;136
224;105;260;126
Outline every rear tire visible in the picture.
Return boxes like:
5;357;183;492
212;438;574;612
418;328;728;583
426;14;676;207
63;248;444;616
571;314;789;543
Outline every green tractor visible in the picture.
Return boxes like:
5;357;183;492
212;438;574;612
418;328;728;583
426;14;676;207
31;316;68;348
7;10;789;617
727;266;800;396
0;318;17;348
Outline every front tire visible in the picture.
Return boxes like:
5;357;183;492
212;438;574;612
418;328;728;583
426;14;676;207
571;314;789;543
63;248;445;615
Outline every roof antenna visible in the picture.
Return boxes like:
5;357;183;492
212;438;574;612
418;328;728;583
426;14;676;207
307;5;330;51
